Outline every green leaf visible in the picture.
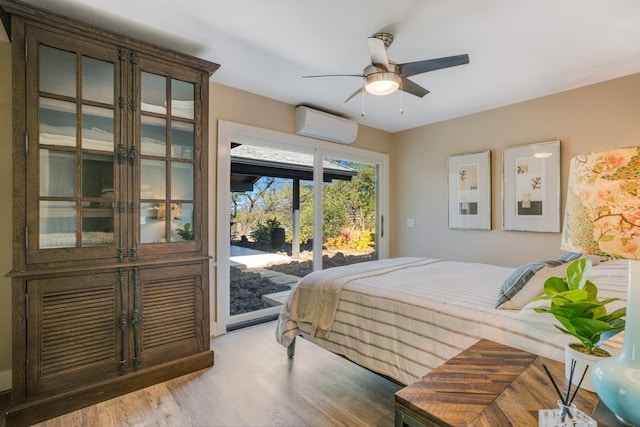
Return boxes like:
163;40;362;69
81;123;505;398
549;289;589;305
566;258;591;290
583;280;598;300
543;277;569;295
571;318;625;347
601;307;626;322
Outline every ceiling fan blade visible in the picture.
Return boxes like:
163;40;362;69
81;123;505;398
400;54;469;78
344;87;364;103
367;36;389;71
400;77;430;98
302;74;363;78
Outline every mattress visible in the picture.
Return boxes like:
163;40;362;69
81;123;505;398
276;257;627;385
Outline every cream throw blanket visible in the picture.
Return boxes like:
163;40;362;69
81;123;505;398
276;257;441;346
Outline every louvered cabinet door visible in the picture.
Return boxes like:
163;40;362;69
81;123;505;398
26;271;122;396
134;262;207;368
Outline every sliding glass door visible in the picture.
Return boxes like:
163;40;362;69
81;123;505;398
216;122;388;333
322;156;379;269
228;143;316;326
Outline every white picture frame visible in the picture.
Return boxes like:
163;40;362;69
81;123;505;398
448;150;491;230
503;140;561;232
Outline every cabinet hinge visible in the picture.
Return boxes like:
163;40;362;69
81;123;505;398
25;226;28;250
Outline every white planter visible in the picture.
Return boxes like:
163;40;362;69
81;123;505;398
564;342;610;393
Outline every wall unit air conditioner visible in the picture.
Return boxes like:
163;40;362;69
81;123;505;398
295;106;358;144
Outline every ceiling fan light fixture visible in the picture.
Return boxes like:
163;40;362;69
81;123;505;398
365;72;401;95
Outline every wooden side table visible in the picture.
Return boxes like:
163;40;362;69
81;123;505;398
395;339;620;427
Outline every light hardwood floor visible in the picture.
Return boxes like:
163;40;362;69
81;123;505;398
18;321;402;427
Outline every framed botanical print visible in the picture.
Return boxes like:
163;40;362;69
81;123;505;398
503;140;560;232
448;150;491;230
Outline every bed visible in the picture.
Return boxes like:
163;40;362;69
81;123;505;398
275;256;627;385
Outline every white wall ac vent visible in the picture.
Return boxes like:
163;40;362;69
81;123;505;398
295;106;358;144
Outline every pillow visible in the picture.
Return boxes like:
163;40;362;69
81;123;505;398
495;260;569;309
556;252;582;262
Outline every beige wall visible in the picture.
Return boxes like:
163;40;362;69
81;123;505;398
390;73;640;267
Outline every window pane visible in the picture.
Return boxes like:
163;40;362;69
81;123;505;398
81;201;114;247
140;202;165;243
39;45;76;97
322;157;378;268
82;105;114;152
82;152;113;198
40;98;76;147
82;56;114;104
141;72;166;114
40;149;75;197
140;159;166;200
171;79;194;119
172;203;193;242
40;201;76;248
171;162;193;200
171;121;194;159
141;116;166;156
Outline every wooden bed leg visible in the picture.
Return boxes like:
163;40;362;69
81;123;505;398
287;338;296;358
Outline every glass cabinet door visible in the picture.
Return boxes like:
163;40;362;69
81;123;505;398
138;68;199;248
28;30;121;263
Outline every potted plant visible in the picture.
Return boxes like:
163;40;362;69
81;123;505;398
267;217;285;250
532;257;626;391
175;223;194;240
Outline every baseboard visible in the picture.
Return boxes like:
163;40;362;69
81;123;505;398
211;321;226;337
0;369;11;392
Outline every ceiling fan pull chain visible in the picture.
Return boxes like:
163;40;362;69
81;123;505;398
361;80;366;117
400;80;404;114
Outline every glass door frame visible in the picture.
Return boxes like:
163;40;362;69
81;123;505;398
214;120;389;335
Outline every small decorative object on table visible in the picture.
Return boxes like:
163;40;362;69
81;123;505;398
539;361;596;427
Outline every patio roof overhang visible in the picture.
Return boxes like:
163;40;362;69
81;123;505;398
230;143;357;192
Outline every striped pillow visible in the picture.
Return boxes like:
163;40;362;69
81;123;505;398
495;259;567;309
556;252;582;262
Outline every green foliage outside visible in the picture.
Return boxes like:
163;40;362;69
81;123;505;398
250;217;281;242
231;161;377;251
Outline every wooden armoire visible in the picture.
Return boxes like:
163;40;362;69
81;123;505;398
0;1;219;424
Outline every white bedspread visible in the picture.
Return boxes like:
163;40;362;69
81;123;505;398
276;257;627;385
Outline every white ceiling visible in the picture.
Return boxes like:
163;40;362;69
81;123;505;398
9;0;640;133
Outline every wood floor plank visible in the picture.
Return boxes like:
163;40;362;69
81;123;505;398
18;321;401;426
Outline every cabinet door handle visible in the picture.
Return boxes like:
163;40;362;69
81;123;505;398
118;269;127;375
129;144;139;261
131;267;141;371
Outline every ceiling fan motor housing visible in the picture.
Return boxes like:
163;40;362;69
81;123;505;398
364;67;401;95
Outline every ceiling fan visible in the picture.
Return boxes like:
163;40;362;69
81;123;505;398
303;32;469;103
